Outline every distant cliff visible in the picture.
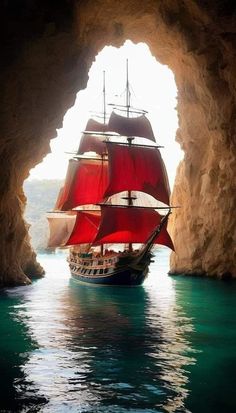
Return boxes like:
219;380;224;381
24;180;63;252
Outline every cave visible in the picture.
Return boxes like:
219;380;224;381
1;0;236;286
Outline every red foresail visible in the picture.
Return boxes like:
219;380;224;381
153;219;174;250
66;211;101;245
55;158;108;211
104;144;170;205
93;206;174;249
108;111;156;142
78;133;107;156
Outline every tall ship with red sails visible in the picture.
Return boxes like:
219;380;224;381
47;64;174;286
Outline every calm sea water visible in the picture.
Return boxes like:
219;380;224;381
0;249;236;413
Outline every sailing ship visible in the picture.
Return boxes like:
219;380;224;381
47;62;174;286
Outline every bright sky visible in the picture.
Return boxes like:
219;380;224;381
29;40;183;188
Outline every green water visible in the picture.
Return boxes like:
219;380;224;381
0;250;236;412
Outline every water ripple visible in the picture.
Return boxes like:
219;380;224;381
3;249;236;412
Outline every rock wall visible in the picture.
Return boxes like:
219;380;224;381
1;0;235;285
1;0;89;285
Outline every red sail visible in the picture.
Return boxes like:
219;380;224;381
66;211;101;245
78;133;107;156
104;144;170;205
93;206;174;250
55;158;108;211
153;219;175;250
108;111;156;141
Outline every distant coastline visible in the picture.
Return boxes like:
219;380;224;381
24;179;63;252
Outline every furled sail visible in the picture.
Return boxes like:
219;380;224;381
47;212;77;248
93;206;174;250
65;211;101;246
104;144;170;205
108;111;156;142
55;158;108;211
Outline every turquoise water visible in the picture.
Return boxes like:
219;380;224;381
0;250;236;412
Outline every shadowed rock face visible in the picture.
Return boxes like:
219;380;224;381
0;0;235;285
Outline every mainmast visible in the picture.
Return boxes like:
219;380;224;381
101;70;106;256
126;59;133;252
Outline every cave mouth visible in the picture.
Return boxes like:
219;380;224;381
24;40;182;254
2;1;236;286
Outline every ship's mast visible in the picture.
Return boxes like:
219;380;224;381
126;60;132;203
101;70;106;256
103;70;106;125
126;59;133;253
126;59;131;119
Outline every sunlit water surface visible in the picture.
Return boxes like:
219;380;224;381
1;249;236;412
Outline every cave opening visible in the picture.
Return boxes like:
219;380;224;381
2;1;235;287
24;40;182;253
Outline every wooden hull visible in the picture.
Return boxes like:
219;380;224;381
68;247;153;286
68;258;151;286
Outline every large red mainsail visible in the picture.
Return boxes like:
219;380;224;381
66;211;101;246
93;206;174;249
55;158;108;211
104;144;170;205
108;111;156;142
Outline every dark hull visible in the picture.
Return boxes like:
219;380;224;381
70;265;149;286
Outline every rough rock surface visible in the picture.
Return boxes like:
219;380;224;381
1;0;236;285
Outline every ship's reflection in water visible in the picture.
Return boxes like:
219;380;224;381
3;249;195;412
